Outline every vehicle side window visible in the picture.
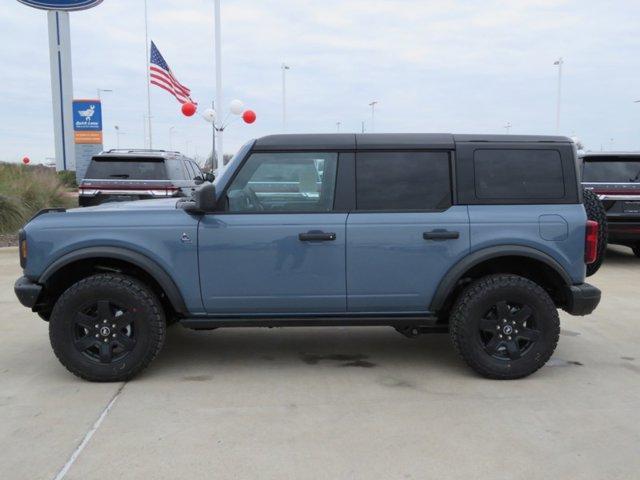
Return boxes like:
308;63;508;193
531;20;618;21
356;151;452;211
191;161;203;178
165;159;186;180
474;149;565;199
183;160;196;179
226;152;338;213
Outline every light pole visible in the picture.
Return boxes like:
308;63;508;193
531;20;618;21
504;122;512;134
554;58;563;133
214;0;223;163
282;63;290;131
96;88;113;100
144;0;153;148
369;101;379;132
114;125;124;149
169;126;176;150
336;121;341;132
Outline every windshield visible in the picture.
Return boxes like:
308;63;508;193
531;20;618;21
582;159;640;183
85;157;167;180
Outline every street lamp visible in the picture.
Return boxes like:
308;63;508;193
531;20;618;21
336;121;341;132
553;58;563;133
114;125;125;149
282;63;290;131
96;88;113;100
368;101;379;132
504;122;512;134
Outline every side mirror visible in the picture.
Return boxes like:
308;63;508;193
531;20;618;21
195;182;217;212
193;175;204;185
204;172;215;183
180;183;217;214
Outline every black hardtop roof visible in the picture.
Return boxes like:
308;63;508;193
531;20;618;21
581;151;640;160
253;133;572;150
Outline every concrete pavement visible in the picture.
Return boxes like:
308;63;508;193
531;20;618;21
1;246;639;479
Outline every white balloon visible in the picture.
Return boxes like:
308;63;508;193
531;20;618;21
229;99;244;115
202;108;217;123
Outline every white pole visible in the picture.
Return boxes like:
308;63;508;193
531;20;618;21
336;121;341;132
214;0;224;165
144;0;153;148
555;57;563;134
282;63;290;131
47;11;75;172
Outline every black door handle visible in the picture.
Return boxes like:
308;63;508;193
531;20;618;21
299;231;337;242
423;230;460;240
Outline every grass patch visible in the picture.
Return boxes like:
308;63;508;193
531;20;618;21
0;163;76;234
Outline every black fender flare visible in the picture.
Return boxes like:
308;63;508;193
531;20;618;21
39;246;188;314
429;245;573;312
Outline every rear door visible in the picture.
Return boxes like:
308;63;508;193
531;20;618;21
346;151;470;313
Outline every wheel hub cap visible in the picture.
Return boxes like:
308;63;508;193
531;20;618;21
99;326;111;337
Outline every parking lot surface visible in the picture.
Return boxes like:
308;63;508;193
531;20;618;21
1;246;639;480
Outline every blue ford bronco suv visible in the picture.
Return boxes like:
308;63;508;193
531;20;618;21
14;134;601;381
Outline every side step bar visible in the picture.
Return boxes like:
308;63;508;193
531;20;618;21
179;315;448;332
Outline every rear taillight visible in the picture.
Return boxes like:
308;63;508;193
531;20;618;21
585;220;599;264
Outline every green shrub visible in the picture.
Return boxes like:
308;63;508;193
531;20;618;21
0;163;77;234
0;194;24;234
57;170;77;188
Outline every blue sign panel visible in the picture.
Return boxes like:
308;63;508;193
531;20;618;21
17;0;103;11
73;100;102;132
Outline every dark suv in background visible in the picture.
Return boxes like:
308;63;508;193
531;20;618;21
79;149;212;207
581;152;640;257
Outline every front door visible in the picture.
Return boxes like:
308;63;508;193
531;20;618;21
199;151;347;314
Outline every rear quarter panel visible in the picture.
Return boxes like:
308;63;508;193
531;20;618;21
468;204;587;284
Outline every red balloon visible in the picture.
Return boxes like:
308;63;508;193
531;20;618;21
22;156;30;165
181;102;197;117
242;110;256;124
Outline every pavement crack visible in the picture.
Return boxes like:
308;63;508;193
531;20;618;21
52;382;126;480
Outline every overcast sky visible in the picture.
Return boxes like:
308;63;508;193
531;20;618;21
2;0;640;164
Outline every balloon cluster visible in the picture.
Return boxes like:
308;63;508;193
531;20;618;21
181;99;256;125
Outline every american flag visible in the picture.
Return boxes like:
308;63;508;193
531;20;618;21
149;41;196;105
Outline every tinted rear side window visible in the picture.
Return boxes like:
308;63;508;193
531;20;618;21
165;159;187;180
356;151;451;211
582;159;640;182
85;157;167;180
474;149;565;199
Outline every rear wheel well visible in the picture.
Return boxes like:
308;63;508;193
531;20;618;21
437;256;568;321
37;258;176;321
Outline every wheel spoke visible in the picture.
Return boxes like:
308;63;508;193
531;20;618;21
97;300;112;322
511;305;533;324
479;318;497;333
75;312;96;330
114;312;134;330
496;301;510;320
116;334;136;351
484;335;501;355
99;341;112;363
505;340;521;360
74;335;97;352
517;327;541;342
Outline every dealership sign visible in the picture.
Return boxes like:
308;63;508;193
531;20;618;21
17;0;103;11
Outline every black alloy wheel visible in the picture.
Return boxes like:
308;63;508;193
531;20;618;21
50;274;166;382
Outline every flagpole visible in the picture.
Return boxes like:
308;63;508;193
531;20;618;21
144;0;153;148
214;0;223;165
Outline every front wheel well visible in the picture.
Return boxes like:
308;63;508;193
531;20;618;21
436;256;569;321
36;258;176;321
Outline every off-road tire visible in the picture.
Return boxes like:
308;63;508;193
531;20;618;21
583;188;608;276
49;274;166;382
450;274;560;380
